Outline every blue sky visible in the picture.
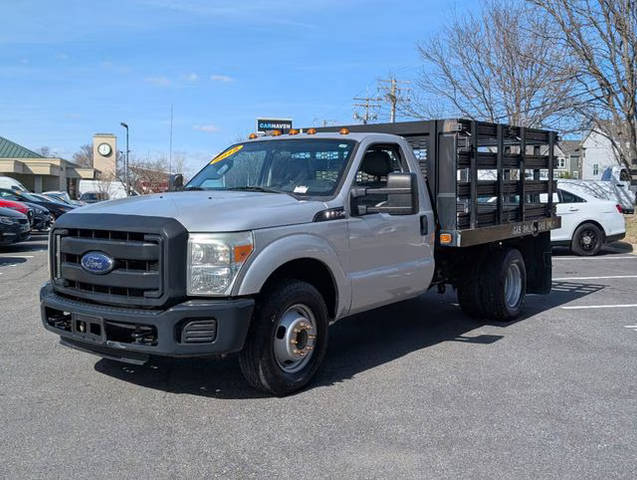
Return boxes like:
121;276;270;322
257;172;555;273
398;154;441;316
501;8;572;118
1;0;472;175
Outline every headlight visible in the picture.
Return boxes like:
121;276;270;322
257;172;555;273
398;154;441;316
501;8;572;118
187;232;254;296
0;216;14;225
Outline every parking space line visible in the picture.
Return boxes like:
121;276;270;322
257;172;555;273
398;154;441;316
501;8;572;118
624;325;637;331
562;304;637;310
553;275;637;281
553;256;637;261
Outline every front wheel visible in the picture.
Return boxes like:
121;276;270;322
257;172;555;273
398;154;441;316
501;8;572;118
239;279;329;396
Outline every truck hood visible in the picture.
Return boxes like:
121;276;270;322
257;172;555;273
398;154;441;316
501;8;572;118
68;191;328;232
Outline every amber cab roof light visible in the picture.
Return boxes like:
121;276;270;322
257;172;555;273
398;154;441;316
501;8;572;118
288;128;299;135
339;127;350;135
306;128;317;135
248;133;258;139
271;130;282;136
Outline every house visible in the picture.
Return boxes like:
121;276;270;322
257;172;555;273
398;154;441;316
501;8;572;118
0;136;95;196
554;140;582;179
579;128;637;181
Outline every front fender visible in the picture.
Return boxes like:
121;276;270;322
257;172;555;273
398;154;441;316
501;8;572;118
235;233;351;319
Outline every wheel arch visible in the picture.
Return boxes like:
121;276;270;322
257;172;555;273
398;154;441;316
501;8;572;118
572;219;607;240
260;258;338;319
235;234;349;319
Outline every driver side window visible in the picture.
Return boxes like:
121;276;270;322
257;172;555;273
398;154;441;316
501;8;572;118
354;144;407;207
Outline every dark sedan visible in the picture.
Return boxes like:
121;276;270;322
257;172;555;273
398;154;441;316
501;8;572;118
22;202;53;231
0;207;30;245
0;189;75;219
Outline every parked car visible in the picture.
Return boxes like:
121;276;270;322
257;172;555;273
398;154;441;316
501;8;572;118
23;202;53;232
79;191;109;203
0;206;30;245
0;198;33;224
0;176;28;192
602;166;637;201
550;181;626;256
43;191;85;207
0;189;74;219
563;175;635;214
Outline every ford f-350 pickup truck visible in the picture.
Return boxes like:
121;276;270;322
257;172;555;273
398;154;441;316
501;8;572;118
41;119;560;395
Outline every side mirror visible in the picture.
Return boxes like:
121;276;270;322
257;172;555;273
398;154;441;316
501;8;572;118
351;172;418;216
169;173;184;191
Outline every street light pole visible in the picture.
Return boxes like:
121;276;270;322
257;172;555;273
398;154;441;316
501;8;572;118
120;122;129;196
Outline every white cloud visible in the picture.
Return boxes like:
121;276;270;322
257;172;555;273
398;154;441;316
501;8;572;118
145;76;172;87
193;124;219;132
210;74;233;83
186;72;199;82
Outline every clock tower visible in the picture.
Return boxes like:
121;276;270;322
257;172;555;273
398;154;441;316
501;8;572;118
92;133;117;178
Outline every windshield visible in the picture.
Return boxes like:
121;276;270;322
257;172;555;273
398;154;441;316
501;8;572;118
19;191;44;202
186;139;356;196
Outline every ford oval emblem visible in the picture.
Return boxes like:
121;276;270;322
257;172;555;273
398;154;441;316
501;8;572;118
81;251;115;275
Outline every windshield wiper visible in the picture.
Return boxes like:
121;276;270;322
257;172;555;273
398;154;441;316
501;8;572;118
226;186;285;194
183;186;204;191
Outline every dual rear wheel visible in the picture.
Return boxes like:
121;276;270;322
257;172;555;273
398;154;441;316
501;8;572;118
457;247;527;321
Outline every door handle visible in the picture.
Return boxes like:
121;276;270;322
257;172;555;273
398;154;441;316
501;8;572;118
420;215;428;235
568;207;579;212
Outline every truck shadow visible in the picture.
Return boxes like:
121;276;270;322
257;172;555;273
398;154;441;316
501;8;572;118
94;280;604;399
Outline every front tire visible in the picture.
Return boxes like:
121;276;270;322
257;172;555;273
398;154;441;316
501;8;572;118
239;279;329;396
571;222;604;256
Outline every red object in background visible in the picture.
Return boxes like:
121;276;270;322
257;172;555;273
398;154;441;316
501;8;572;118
0;199;29;215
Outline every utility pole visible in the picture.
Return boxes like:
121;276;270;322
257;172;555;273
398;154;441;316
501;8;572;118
120;122;130;196
168;104;173;175
378;76;411;123
353;96;381;124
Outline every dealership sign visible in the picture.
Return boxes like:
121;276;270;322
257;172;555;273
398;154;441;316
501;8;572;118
256;118;293;134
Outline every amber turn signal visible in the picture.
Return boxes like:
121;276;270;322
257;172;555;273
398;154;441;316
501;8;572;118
439;233;453;244
234;244;254;263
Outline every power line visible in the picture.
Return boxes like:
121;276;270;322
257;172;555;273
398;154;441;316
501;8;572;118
353;96;382;124
378;76;412;122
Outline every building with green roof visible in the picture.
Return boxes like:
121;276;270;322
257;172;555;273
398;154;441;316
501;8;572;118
0;135;95;195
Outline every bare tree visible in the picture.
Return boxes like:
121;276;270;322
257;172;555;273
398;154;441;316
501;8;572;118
529;0;637;169
35;146;52;157
72;144;93;167
411;0;576;129
126;156;170;194
95;172;116;200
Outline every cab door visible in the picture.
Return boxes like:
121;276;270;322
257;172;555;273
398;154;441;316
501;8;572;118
346;142;434;314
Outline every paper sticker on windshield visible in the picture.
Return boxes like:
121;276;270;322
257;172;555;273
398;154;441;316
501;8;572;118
211;145;243;164
293;185;308;194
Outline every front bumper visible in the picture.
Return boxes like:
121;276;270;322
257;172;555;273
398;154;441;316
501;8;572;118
0;223;30;244
40;283;254;364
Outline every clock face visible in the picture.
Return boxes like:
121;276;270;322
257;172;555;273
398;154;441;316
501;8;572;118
98;143;112;156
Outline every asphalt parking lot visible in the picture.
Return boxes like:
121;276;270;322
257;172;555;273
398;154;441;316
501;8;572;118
1;235;636;479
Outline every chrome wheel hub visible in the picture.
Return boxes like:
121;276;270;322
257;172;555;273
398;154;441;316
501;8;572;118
504;263;523;309
273;304;317;373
